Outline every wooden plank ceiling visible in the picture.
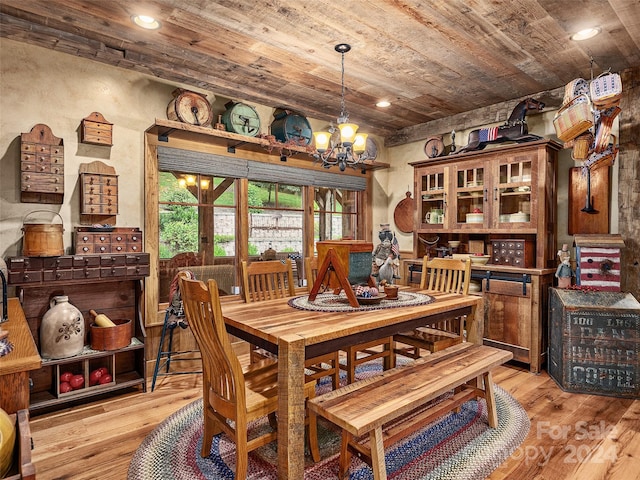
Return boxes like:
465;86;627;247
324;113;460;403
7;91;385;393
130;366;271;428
1;0;639;144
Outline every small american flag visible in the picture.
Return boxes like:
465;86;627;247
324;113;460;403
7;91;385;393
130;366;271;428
391;235;400;257
478;126;499;143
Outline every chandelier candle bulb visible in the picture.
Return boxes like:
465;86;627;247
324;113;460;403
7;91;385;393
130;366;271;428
338;123;358;145
353;133;368;154
313;132;331;152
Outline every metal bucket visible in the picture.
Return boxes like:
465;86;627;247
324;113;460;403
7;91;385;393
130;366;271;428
22;210;64;257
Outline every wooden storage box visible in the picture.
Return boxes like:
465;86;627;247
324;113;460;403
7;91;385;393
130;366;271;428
548;288;639;398
575;234;625;292
90;319;132;351
74;227;143;254
80;112;113;146
20;123;64;204
489;238;534;267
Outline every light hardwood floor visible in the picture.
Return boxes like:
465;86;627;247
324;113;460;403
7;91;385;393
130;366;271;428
28;360;640;480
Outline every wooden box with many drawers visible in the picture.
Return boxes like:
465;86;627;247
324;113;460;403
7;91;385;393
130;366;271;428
20;123;64;204
74;227;143;254
489;238;535;267
79;161;118;216
80;112;113;146
6;253;150;284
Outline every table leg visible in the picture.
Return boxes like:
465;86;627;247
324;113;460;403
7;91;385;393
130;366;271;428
277;334;306;480
466;299;483;345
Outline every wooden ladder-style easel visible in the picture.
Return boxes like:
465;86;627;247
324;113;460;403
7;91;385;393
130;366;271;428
308;248;361;307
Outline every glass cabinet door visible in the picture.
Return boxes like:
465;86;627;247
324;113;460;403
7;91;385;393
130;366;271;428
493;154;535;228
417;166;448;229
452;162;488;229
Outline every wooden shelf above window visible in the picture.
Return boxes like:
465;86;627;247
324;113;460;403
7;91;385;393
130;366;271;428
146;119;389;172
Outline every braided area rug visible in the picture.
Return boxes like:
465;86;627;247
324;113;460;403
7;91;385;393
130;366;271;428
128;362;529;480
288;291;434;312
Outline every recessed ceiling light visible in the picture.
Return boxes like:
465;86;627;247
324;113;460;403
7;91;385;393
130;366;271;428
376;100;391;108
131;15;161;30
571;27;601;41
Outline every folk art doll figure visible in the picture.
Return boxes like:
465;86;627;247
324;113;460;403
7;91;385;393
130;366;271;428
372;224;401;285
555;243;574;288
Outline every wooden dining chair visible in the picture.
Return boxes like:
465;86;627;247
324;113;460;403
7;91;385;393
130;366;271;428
395;256;472;357
242;259;341;390
178;273;320;477
304;256;319;292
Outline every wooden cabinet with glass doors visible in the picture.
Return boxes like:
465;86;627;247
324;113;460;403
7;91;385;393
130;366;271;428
414;139;560;268
412;139;562;372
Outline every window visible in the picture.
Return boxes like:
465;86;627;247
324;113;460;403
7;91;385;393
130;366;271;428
158;171;237;302
314;188;359;249
248;181;304;256
146;138;371;325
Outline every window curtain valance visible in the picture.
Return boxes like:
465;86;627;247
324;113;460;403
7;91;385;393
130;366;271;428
157;146;366;191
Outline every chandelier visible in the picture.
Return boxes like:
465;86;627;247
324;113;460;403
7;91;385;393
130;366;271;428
313;44;371;172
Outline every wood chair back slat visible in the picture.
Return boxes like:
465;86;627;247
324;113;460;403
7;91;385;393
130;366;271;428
421;257;471;295
304;256;319;293
241;259;296;303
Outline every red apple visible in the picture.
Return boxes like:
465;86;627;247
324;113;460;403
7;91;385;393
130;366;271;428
69;374;85;390
89;369;103;386
60;371;73;383
59;381;73;393
97;367;109;376
98;374;113;385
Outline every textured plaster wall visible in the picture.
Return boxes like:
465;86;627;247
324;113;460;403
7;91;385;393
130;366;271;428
0;38;178;256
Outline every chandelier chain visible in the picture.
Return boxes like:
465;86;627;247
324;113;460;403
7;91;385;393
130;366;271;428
340;50;347;121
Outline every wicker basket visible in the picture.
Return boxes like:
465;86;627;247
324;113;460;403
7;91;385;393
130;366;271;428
90;318;132;351
553;94;593;142
590;72;622;108
571;132;594;160
562;78;588;106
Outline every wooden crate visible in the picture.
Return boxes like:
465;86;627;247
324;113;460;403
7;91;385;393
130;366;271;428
548;288;639;398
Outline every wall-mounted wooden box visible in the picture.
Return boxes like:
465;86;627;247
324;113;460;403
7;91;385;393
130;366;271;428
20;123;64;204
81;112;113;146
79;161;118;217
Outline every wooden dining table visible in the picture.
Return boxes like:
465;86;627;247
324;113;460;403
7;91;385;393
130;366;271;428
221;289;483;480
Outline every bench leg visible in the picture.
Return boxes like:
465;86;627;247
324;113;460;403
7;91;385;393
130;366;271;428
370;426;388;480
339;430;353;479
483;371;498;428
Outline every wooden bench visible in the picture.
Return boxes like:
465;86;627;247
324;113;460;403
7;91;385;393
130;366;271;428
308;343;513;480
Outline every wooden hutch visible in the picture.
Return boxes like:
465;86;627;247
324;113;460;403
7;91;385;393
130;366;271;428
411;139;561;372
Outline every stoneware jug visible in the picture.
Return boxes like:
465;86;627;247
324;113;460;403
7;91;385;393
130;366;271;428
40;295;84;359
